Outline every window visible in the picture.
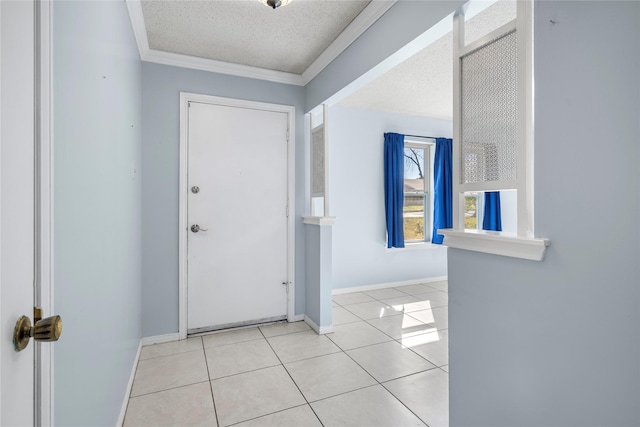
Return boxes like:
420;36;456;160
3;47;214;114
403;143;431;242
440;0;549;261
464;192;481;230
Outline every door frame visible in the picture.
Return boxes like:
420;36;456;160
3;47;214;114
0;0;54;424
178;93;296;339
36;2;54;424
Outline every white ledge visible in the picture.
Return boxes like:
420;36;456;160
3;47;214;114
303;216;336;226
386;242;445;252
439;229;550;261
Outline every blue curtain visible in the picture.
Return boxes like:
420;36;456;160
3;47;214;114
482;192;502;231
384;133;405;248
432;138;453;244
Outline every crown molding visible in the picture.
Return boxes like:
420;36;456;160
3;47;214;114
144;49;305;86
126;0;149;60
300;0;396;85
126;0;396;87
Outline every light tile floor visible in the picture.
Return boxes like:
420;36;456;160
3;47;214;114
124;281;449;427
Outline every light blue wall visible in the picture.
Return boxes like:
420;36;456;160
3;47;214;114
304;224;333;328
53;1;142;426
449;2;640;425
305;1;464;111
329;106;450;288
141;63;306;336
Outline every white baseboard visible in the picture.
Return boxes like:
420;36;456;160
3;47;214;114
292;314;305;322
304;315;334;335
140;332;182;346
117;333;183;426
116;341;142;427
332;276;448;295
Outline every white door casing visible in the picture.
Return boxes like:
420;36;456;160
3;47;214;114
1;0;53;425
179;94;296;336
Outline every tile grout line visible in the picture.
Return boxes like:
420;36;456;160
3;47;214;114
201;336;222;427
209;361;283;382
129;380;212;399
138;347;204;361
333;286;448;368
375;286;445;426
379;380;431;427
258;326;327;427
224;404;315;427
336;287;447;323
328;321;439;424
329;287;448;425
131;284;447;425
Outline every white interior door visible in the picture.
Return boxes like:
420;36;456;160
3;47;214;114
187;101;289;332
1;1;36;425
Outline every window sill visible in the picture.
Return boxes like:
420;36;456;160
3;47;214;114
386;242;445;252
438;229;550;261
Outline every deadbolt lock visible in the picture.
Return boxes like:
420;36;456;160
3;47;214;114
191;186;200;194
13;308;63;352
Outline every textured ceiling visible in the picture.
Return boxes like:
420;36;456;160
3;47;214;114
339;0;516;120
141;0;370;74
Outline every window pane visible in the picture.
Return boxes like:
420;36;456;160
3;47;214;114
464;194;478;230
404;147;425;193
404;195;425;241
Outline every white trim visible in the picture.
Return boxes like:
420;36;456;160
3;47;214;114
140;333;182;347
440;229;549;261
452;8;463;231
458;20;516;58
332;276;448;295
178;94;188;339
300;1;396;84
143;49;304;86
179;93;296;338
302;216;335;226
1;1;3;420
321;9;454;108
285;101;296;323
125;0;395;86
322;104;330;217
37;1;54;425
452;1;542;252
458;180;517;193
304;315;333;335
519;0;535;237
115;342;142;427
117;334;182;426
292;314;305;322
125;0;148;62
385;242;445;252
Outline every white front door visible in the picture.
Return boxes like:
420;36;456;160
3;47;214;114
186;101;289;333
1;1;36;425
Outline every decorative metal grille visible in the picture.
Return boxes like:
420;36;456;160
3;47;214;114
461;30;518;184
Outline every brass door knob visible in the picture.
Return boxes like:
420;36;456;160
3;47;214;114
33;315;62;342
13;312;62;352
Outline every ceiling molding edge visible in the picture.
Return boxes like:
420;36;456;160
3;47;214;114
126;0;304;85
144;49;305;86
125;0;395;87
126;0;150;60
300;0;397;85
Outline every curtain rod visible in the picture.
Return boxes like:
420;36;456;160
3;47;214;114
404;134;438;140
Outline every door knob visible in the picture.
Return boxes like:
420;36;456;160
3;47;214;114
13;308;62;352
191;224;208;233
